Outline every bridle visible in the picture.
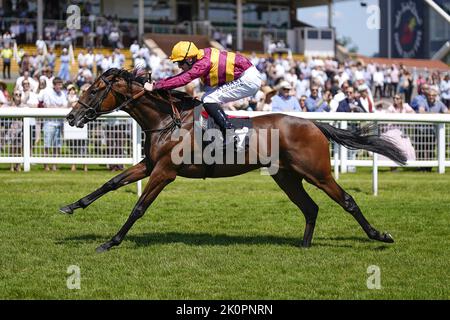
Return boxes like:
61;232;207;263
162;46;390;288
77;73;183;131
78;75;145;121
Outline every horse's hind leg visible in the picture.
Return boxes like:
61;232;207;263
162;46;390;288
272;169;319;248
60;159;152;214
313;175;394;243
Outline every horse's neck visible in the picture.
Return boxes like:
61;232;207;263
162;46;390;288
124;93;183;131
125;103;163;131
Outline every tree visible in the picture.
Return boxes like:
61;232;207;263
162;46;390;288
337;36;359;54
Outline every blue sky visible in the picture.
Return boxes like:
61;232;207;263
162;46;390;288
297;0;380;56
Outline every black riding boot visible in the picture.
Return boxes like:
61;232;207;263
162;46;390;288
203;103;235;133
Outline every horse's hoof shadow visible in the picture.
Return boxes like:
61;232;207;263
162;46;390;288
95;245;108;253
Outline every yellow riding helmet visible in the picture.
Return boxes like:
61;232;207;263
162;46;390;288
169;41;199;62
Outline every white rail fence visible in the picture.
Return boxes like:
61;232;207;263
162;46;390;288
1;108;450;195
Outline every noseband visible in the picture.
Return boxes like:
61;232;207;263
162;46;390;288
77;73;182;131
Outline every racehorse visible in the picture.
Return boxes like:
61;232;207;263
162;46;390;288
62;68;407;253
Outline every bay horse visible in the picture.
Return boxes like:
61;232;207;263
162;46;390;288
62;68;406;253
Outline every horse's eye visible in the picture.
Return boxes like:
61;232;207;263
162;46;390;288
91;89;97;95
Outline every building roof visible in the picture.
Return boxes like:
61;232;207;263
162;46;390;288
297;0;351;8
357;56;450;71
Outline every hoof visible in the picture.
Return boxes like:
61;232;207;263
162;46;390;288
381;233;394;243
59;205;74;215
96;240;118;253
369;230;395;244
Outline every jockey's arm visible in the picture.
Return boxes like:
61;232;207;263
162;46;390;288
153;59;209;91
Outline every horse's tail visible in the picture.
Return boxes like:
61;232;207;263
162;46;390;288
313;121;407;165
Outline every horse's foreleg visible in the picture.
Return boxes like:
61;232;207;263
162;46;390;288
272;169;319;248
95;163;177;253
60;160;152;214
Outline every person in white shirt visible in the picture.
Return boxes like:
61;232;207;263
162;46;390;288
36;76;51;102
130;40;140;58
94;52;104;76
294;73;310;99
20;79;39;107
139;46;151;64
15;71;38;93
274;62;285;79
95;23;104;47
84;48;95;71
330;81;350;112
249;52;259;66
36;36;46;52
109;29;120;48
77;50;86;68
2;31;13;47
311;65;327;87
0;81;9;106
390;65;400;97
111;48;124;69
367;62;376;76
26;23;34;43
101;55;112;73
8;90;25;171
42;77;68;171
383;65;392;97
19;78;41;150
76;66;93;87
373;67;385;99
357;84;374;113
284;68;298;88
149;53;161;74
440;74;450;108
336;68;349;87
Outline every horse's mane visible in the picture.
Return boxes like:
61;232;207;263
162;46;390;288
101;68;147;86
103;68;201;110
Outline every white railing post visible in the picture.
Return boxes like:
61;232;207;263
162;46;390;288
373;152;378;196
137;125;142;196
132;120;143;197
340;120;348;173
437;123;445;174
334;141;339;180
372;122;378;196
23;117;31;172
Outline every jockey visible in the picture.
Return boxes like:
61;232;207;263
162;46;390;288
144;41;262;136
